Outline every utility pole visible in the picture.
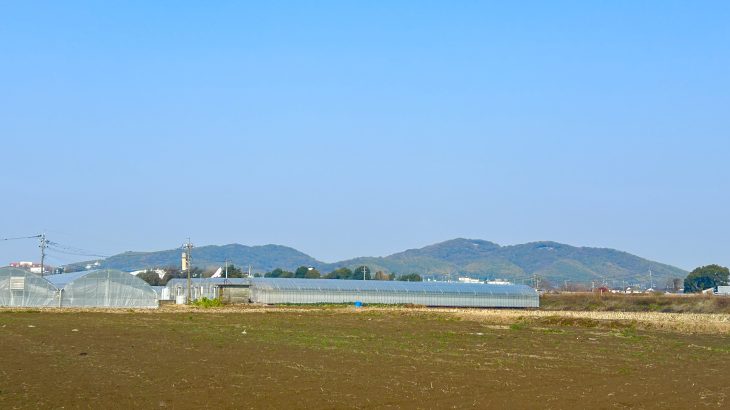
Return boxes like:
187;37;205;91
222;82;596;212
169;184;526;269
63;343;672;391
39;233;48;277
183;239;193;303
225;259;228;279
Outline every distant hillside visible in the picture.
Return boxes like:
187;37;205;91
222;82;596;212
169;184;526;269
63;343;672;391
76;244;324;273
324;239;687;287
69;239;688;288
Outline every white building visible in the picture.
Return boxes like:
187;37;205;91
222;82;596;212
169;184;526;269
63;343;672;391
458;277;482;284
129;268;166;280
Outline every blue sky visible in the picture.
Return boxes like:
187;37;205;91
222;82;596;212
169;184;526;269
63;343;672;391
1;1;728;270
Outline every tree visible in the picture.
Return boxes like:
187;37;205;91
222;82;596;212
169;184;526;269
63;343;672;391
672;278;683;292
137;270;163;286
374;271;392;281
684;265;729;293
190;267;204;279
266;268;293;278
397;273;422;282
202;267;219;278
161;266;184;285
664;277;682;292
353;266;372;280
223;264;245;278
294;266;308;278
295;265;321;279
325;267;353;280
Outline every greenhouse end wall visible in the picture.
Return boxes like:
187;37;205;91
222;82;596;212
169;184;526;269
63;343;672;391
249;279;539;308
0;267;59;307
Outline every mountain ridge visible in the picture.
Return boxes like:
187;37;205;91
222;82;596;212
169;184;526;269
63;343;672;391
70;238;688;288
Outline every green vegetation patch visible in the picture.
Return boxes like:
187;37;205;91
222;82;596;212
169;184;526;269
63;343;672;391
192;297;223;308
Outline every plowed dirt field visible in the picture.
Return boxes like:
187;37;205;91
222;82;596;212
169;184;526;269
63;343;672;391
1;306;728;409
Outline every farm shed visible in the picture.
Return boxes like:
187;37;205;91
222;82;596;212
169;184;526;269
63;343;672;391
165;278;251;302
217;283;251;304
0;267;59;307
249;278;539;308
47;269;158;308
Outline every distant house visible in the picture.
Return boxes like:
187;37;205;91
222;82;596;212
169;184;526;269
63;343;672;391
485;279;512;285
9;261;52;274
129;268;166;280
715;286;730;296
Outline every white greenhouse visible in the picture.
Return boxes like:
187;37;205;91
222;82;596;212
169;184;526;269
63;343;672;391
249;278;539;308
0;267;59;307
46;269;158;308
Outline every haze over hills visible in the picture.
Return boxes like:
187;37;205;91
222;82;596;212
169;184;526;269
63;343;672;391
96;244;321;274
72;239;687;288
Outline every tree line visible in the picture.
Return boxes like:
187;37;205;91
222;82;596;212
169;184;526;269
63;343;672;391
137;262;730;293
136;264;422;286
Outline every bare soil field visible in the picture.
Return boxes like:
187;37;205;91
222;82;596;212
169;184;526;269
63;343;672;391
1;306;729;409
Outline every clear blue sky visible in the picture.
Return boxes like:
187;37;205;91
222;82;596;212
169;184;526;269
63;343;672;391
1;1;728;270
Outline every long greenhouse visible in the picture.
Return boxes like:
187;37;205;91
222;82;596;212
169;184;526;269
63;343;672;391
249;278;539;308
46;269;158;308
0;267;59;307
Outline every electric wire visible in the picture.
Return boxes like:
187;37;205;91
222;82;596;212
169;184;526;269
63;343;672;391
1;234;41;241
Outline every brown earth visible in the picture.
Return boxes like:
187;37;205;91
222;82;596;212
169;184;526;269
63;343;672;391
1;306;729;409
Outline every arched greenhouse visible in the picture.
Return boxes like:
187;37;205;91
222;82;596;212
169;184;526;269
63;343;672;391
0;267;59;307
47;269;158;308
249;278;539;308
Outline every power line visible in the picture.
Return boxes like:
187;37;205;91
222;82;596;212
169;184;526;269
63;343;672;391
45;247;108;258
46;241;108;258
1;234;42;241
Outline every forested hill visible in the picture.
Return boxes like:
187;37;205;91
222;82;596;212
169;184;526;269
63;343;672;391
88;244;322;274
71;239;687;287
324;239;687;287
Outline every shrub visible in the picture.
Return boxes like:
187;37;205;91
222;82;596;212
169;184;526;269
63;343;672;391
192;297;223;308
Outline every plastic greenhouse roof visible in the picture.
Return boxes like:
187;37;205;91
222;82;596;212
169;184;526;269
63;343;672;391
46;269;128;288
165;278;251;287
1;266;49;277
250;278;537;296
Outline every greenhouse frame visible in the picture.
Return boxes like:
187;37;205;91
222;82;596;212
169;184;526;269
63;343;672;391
46;269;158;308
249;278;539;308
0;267;59;307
